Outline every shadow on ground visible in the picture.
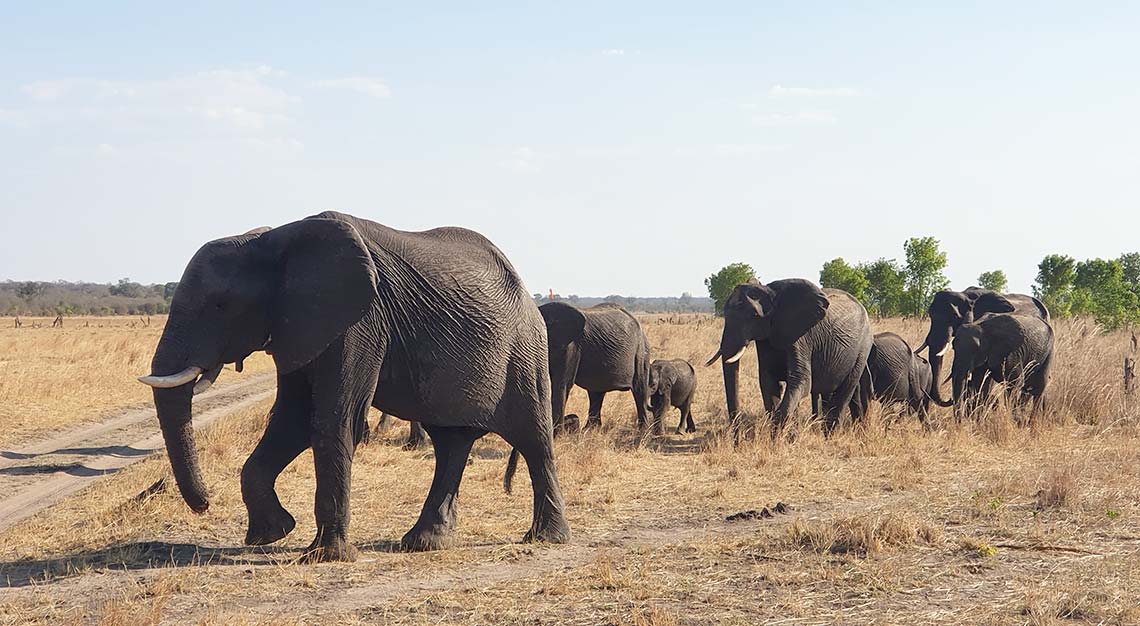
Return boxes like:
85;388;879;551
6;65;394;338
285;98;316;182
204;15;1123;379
0;541;296;587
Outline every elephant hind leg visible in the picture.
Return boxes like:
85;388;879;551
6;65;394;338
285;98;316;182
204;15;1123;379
405;420;428;449
586;391;606;429
499;420;570;546
401;425;485;551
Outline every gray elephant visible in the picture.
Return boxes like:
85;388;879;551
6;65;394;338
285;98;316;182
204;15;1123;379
932;313;1054;418
916;287;1049;405
648;359;697;434
867;332;932;419
707;280;873;440
539;302;653;434
138;211;569;562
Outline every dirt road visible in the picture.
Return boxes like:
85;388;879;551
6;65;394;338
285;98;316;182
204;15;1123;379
0;373;276;532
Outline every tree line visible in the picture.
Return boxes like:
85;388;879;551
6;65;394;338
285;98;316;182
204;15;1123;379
705;238;1140;330
0;279;177;316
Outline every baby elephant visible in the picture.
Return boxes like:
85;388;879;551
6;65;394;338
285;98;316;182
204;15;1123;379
648;359;697;434
867;332;932;420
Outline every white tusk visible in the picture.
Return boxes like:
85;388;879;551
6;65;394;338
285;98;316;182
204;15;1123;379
704;349;722;367
138;366;204;389
724;347;747;364
934;344;950;358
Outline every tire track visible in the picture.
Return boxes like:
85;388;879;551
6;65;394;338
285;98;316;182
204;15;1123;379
0;373;276;532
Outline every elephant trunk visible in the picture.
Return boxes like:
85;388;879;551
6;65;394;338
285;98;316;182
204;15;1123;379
924;326;953;405
148;334;210;513
722;360;741;431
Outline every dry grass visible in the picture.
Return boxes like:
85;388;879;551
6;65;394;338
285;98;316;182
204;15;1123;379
0;316;273;448
0;314;1138;624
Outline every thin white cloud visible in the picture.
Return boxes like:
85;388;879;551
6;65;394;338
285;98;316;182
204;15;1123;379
603;48;626;56
769;84;862;97
670;144;786;158
19;67;297;133
309;76;391;99
753;110;838;127
501;147;544;172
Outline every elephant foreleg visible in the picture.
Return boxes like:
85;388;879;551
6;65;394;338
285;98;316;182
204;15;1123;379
402;425;485;551
241;371;312;547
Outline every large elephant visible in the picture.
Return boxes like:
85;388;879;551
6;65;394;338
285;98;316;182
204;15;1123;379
138;211;569;562
867;332;932;419
538;302;653;434
917;287;1049;405
706;280;873;439
933;313;1054;418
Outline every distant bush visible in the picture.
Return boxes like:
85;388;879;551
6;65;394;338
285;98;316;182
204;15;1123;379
0;280;174;316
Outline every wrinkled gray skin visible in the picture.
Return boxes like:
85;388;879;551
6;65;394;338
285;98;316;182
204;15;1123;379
867;332;932;419
917;288;1049;405
539;302;653;434
933;313;1054;419
708;280;873;440
145;211;568;562
648;359;697;435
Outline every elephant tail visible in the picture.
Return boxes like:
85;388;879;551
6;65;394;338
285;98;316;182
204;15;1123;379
503;448;521;494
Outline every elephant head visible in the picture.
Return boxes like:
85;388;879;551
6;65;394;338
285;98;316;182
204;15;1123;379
917;291;972;399
139;216;378;513
918;289;1017;405
647;366;668;422
538;302;587;428
706;280;828;419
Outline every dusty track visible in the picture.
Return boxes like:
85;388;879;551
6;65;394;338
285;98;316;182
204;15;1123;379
0;373;276;532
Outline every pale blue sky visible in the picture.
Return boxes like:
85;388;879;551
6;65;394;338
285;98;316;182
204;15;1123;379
2;2;1139;295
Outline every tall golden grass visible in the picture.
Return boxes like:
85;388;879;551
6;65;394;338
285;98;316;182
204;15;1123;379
0;316;273;447
0;313;1137;624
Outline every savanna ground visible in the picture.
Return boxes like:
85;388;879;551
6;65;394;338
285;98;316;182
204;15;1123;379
0;314;1138;625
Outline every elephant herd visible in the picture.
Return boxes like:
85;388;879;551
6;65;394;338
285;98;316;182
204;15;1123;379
138;212;1055;562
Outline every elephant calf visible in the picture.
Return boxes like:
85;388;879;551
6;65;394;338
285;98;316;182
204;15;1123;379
648;359;697;434
866;332;932;419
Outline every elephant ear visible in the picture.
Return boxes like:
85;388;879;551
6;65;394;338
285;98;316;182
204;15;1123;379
767;279;829;349
257;217;379;374
539;302;586;349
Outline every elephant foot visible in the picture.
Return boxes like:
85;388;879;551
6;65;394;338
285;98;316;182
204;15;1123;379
400;523;455;552
299;535;358;563
403;437;427;451
686;425;697;434
673;428;684;436
584;416;602;430
522;517;570;545
555;415;580;435
244;506;296;546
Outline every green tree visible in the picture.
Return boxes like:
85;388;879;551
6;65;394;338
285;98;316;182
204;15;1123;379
861;258;907;317
976;269;1008;293
1119;252;1140;296
705;263;757;316
1071;258;1139;329
819;258;869;304
1033;254;1076;317
903;237;950;316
